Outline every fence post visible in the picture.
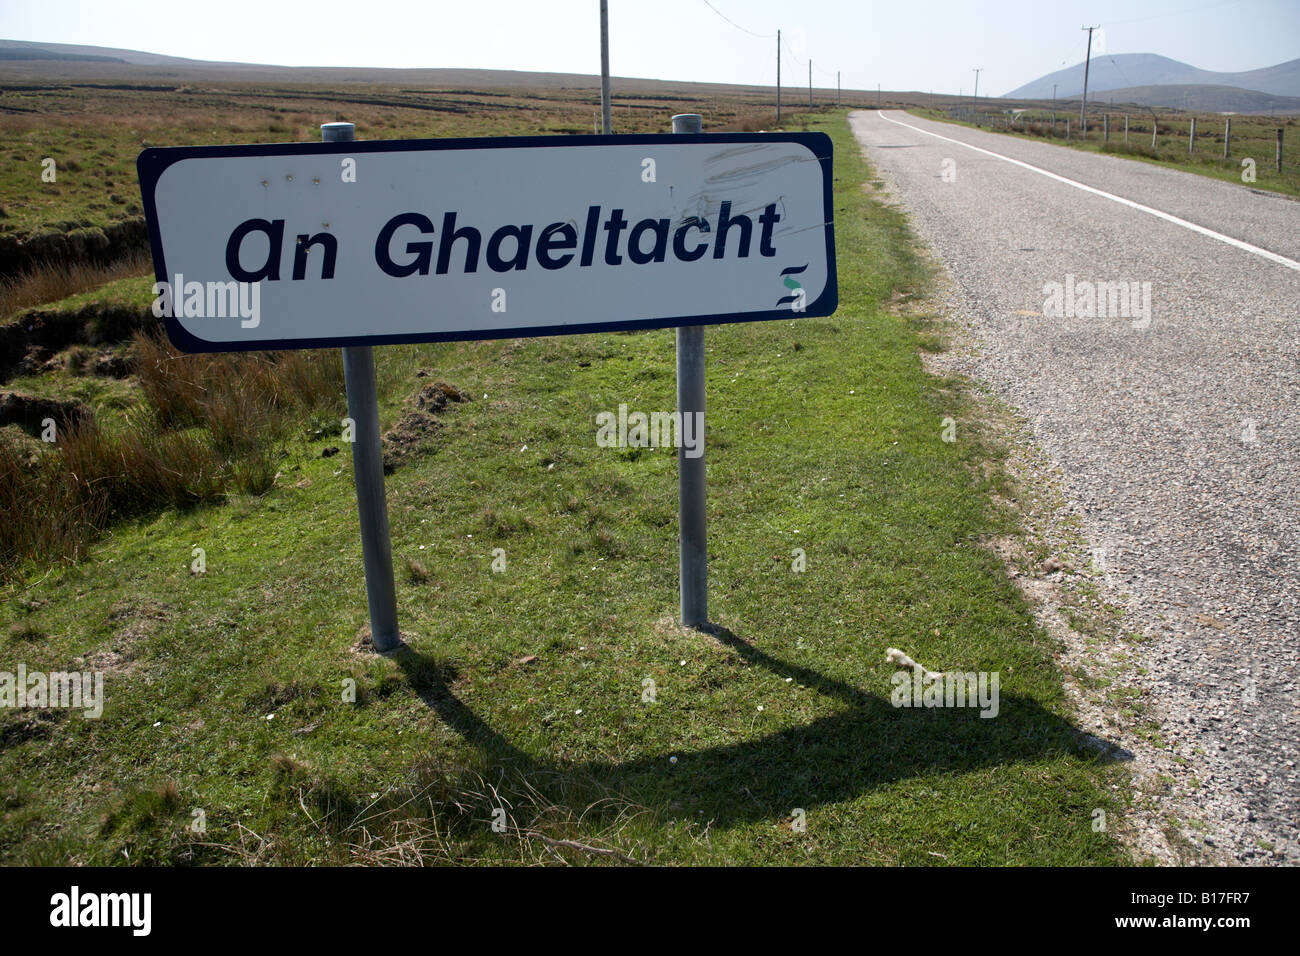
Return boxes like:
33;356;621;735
321;121;401;653
1278;128;1284;172
1152;118;1158;149
672;113;708;630
1189;116;1196;156
1066;117;1070;139
1224;117;1231;159
1104;113;1109;142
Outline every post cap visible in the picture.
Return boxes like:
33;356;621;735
321;122;356;142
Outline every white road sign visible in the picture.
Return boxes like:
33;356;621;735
137;132;836;352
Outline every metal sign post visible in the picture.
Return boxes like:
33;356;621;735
322;121;400;653
137;123;836;644
672;113;707;629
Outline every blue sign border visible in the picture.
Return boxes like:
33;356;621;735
137;131;837;353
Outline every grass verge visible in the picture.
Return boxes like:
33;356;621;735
909;107;1300;199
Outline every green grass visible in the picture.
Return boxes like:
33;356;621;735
2;370;137;429
0;82;788;240
911;107;1300;199
0;111;1130;865
24;274;154;314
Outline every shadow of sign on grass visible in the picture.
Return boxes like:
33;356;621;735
387;625;1130;835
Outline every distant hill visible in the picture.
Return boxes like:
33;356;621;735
0;37;827;98
1089;83;1300;114
1007;53;1300;101
0;39;205;66
0;37;749;93
0;43;124;63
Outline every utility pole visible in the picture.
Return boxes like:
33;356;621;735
837;71;841;106
776;29;781;125
599;0;611;134
972;68;982;124
1080;25;1098;138
809;60;813;108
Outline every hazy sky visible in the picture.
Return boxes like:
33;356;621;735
2;0;1297;96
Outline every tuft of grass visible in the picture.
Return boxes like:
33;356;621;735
0;434;107;572
57;417;227;514
7;621;44;643
270;752;310;787
99;781;182;836
133;332;344;447
0;252;152;321
1101;140;1161;161
64;345;92;376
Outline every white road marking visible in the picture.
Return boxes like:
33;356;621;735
872;111;1300;274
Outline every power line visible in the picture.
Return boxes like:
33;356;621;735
700;0;775;38
811;60;838;81
698;4;843;102
1105;54;1137;88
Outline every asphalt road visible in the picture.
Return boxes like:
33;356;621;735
851;109;1300;864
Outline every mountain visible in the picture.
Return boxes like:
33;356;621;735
1006;53;1300;100
1088;83;1300;114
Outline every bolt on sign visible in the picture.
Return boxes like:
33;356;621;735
136;132;836;351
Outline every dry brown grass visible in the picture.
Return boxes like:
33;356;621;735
134;332;343;450
0;332;346;578
723;111;783;133
0;416;225;575
0;436;105;571
0;251;152;321
58;417;227;511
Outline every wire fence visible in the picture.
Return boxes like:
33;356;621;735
944;107;1297;172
